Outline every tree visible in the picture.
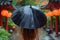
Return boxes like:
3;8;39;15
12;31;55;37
12;0;36;6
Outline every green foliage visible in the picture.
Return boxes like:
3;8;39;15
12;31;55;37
52;16;56;22
12;0;17;5
40;0;48;2
12;0;36;6
8;18;17;27
3;17;16;29
19;0;36;6
0;27;11;40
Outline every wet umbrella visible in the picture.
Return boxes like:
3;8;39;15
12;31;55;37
11;5;47;29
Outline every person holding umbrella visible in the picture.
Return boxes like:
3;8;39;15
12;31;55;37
12;5;47;40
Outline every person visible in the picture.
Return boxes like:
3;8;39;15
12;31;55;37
21;28;37;40
12;6;47;40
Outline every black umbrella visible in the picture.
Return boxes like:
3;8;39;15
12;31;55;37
11;5;47;29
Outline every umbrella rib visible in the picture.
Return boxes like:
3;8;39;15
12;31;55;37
31;8;40;28
12;9;20;18
16;8;26;26
19;7;29;27
12;6;47;29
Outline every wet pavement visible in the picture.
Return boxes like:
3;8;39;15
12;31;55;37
49;32;60;40
9;27;54;40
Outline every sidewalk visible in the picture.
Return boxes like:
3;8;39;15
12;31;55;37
43;27;60;40
50;32;60;40
38;28;53;40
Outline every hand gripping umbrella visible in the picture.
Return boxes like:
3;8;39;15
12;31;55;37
11;5;47;29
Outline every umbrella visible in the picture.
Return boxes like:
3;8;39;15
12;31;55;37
11;5;47;29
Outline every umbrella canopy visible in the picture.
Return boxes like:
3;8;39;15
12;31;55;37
11;5;47;29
